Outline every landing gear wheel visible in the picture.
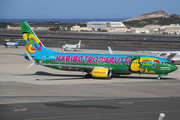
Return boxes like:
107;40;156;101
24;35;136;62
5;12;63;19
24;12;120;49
85;74;92;78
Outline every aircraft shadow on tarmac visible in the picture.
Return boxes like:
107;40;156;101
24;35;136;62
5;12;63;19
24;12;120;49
35;71;86;81
0;52;24;56
111;74;178;80
44;102;121;109
16;71;178;81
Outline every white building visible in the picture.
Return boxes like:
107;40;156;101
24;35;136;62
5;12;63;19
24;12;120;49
108;27;128;32
163;27;180;35
130;24;180;35
87;22;110;29
87;22;126;32
109;22;126;28
87;22;126;29
130;28;150;33
70;25;92;32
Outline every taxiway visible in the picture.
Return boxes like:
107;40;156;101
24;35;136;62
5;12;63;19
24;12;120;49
0;45;180;120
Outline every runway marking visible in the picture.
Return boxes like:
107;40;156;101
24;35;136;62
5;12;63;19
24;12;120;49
119;102;133;104
26;110;180;120
14;108;27;112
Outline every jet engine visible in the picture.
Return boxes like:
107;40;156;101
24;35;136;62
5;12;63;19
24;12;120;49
92;68;112;78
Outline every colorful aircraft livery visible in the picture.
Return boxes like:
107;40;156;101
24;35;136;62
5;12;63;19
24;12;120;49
20;21;178;79
56;55;131;65
21;21;43;53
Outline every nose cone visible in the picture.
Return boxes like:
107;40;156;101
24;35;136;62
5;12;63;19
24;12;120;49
170;64;178;72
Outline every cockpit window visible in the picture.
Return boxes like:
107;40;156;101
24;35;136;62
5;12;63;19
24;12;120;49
161;62;169;64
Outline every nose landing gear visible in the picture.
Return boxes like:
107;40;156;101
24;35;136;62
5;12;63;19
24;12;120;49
158;74;167;80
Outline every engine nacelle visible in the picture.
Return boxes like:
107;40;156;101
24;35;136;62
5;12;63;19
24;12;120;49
92;68;112;78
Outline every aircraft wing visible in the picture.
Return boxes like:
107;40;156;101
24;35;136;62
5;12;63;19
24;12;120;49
41;63;105;71
138;51;179;61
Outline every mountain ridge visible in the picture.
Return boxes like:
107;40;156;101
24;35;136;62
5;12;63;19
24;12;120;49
123;10;179;22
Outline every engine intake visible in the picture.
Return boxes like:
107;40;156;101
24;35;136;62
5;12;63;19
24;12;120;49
92;68;112;78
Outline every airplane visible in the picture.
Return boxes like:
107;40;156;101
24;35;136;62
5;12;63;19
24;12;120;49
20;21;178;80
4;39;23;48
62;40;81;51
138;51;180;65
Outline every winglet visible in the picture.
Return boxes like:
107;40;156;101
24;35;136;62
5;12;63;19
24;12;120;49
108;46;113;54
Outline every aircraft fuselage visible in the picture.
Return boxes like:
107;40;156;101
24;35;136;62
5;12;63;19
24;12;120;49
25;52;177;75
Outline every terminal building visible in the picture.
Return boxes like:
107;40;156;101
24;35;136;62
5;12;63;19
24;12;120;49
87;22;126;29
86;22;127;32
129;24;180;35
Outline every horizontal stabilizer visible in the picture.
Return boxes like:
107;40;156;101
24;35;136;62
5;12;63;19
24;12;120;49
26;52;36;68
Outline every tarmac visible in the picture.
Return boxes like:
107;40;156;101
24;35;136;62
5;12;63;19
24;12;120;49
0;45;180;120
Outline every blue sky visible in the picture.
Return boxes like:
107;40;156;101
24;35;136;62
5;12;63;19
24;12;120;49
0;0;180;19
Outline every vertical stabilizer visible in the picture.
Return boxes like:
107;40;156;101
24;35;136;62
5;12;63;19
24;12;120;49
77;40;81;48
20;21;45;53
15;40;19;46
108;46;113;54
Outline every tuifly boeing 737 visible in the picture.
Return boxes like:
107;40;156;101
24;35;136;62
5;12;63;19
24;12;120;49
20;21;177;80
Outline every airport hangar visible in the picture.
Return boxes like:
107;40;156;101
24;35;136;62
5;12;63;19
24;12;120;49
71;21;128;32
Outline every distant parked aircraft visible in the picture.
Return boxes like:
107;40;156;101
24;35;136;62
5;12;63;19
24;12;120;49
62;40;81;51
4;39;23;48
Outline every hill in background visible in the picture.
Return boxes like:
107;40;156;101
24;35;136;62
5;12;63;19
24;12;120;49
122;10;180;28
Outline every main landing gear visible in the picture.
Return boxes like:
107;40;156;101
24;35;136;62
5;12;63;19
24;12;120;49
84;70;92;78
85;74;92;78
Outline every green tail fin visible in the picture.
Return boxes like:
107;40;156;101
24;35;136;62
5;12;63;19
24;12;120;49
20;21;44;53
